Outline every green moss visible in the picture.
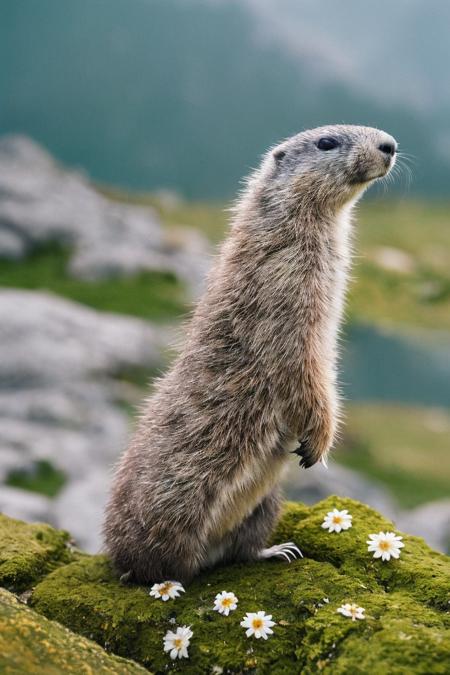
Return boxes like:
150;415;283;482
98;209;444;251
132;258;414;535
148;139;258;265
0;589;147;674
6;460;66;498
28;497;450;674
0;515;73;592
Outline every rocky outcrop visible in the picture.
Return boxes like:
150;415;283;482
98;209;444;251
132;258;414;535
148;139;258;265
0;289;170;552
397;498;450;555
0;513;71;592
0;589;147;674
0;135;210;296
1;497;449;674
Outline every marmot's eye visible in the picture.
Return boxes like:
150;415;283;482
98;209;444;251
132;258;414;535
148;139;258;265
273;149;286;162
316;137;340;151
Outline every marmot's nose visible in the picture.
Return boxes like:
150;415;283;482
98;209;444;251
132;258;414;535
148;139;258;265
378;142;396;157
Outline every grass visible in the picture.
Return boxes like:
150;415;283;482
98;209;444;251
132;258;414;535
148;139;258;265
0;243;186;322
337;403;450;507
1;192;450;331
6;460;66;498
348;200;450;331
103;190;450;332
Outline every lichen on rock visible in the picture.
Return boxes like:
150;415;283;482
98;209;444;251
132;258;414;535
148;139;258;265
0;588;147;674
0;514;73;592
24;496;450;674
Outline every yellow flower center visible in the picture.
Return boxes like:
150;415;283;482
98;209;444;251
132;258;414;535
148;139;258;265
174;638;183;648
222;597;233;607
332;516;342;524
379;540;390;551
252;618;263;630
160;582;173;594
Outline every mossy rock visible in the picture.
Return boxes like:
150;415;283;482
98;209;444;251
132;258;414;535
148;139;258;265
0;588;147;674
0;514;73;592
26;497;450;674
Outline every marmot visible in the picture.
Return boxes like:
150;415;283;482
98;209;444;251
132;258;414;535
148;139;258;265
104;124;397;585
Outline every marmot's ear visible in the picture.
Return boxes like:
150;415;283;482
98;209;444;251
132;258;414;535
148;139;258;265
273;149;286;163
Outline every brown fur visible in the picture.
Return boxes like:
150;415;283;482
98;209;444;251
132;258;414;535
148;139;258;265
103;124;396;584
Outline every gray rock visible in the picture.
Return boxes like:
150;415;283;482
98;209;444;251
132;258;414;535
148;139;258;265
396;499;450;554
0;289;166;385
0;485;52;525
0;229;25;259
0;134;210;296
54;469;110;553
283;456;397;517
0;289;170;551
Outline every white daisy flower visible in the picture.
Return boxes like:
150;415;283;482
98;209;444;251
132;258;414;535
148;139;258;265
367;531;404;561
213;591;239;616
337;603;365;621
149;580;185;601
163;625;193;660
240;611;276;640
322;508;352;533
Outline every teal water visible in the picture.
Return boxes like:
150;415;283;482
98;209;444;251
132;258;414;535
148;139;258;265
342;324;450;407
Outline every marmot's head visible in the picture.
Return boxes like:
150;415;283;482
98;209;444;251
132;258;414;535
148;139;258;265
250;125;397;216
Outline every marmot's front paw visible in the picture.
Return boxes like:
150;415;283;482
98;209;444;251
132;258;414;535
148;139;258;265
292;413;335;469
291;439;319;469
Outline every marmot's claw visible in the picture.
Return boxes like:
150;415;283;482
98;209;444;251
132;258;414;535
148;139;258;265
259;542;303;562
290;441;305;457
292;439;317;469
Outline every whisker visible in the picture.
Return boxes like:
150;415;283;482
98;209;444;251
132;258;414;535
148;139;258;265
390;155;414;192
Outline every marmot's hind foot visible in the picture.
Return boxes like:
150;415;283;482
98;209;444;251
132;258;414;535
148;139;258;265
119;570;133;584
259;542;302;562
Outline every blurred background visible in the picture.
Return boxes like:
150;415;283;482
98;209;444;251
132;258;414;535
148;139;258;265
0;0;449;553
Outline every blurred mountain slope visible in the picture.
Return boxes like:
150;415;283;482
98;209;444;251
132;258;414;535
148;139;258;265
1;0;449;198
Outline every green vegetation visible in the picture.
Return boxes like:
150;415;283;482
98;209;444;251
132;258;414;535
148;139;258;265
11;498;447;673
349;200;450;331
0;514;72;592
0;589;147;674
6;460;66;498
1;197;450;331
105;193;450;332
0;243;186;322
338;404;450;508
